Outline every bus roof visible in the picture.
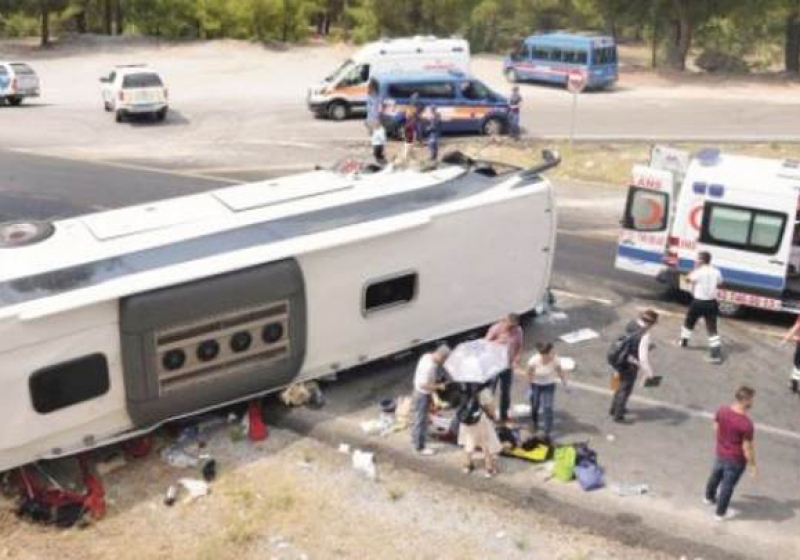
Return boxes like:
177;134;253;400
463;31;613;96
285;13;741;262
524;32;615;48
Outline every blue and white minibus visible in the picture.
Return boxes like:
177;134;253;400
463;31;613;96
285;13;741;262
503;32;618;90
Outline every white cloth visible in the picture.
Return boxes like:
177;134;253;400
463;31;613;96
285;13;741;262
689;265;723;301
413;353;437;395
527;353;560;386
371;126;386;147
637;331;653;378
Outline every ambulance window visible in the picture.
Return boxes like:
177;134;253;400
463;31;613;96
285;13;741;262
30;354;110;414
751;214;784;249
702;203;787;254
341;64;369;86
707;207;750;245
625;187;668;232
363;272;418;315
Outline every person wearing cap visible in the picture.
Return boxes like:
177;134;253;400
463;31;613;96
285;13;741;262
610;309;659;424
411;344;450;456
678;250;724;364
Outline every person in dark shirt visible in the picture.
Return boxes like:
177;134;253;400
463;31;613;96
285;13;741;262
508;86;522;140
705;386;757;521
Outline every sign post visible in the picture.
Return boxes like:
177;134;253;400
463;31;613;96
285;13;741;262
567;72;587;150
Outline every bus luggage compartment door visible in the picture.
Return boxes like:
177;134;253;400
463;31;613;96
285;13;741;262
119;259;306;428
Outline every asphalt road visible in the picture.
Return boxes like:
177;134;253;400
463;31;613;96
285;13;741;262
2;151;799;559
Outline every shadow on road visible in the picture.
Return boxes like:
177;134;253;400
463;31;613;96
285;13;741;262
735;494;800;523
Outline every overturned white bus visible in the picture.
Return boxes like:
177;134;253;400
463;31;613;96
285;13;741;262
0;152;559;471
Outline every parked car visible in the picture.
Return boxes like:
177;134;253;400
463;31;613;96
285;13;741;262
100;65;168;122
377;72;510;137
0;62;41;106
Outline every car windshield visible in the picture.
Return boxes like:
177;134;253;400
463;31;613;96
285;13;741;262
326;59;354;83
10;63;34;75
122;73;163;88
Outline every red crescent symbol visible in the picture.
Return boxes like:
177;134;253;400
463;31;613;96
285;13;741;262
638;199;663;226
690;206;703;231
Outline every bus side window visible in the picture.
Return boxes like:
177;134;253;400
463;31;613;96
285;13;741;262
577;50;588;65
563;50;577;64
532;47;549;61
549;48;563;62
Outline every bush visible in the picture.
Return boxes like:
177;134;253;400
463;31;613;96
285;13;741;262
695;49;750;74
0;13;40;38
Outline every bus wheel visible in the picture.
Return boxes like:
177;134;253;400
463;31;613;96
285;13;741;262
327;101;349;121
482;117;505;136
718;301;744;318
505;68;519;83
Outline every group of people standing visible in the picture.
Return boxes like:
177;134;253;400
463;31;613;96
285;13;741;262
408;250;760;521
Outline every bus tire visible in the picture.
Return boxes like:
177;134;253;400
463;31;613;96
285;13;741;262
327;101;349;121
505;68;519;83
482;117;505;136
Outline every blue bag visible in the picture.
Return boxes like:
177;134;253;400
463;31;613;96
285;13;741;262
574;461;605;491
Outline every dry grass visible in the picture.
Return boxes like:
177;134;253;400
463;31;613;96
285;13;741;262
451;138;800;187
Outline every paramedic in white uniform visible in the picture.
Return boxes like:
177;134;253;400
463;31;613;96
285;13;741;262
679;251;724;363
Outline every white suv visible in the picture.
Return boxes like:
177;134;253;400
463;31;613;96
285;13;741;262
100;65;169;122
0;62;41;106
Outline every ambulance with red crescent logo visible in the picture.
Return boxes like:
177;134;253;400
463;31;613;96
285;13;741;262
616;146;800;316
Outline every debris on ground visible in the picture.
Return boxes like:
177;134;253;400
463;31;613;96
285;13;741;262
535;310;569;324
96;454;128;476
280;382;325;408
178;478;210;502
613;483;651;497
352;450;378;480
559;328;600;344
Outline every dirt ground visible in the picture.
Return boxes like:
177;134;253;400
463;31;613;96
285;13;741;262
0;426;673;560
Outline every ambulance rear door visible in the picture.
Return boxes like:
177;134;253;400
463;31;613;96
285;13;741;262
615;165;675;277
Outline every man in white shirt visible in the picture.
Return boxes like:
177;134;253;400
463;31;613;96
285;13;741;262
679;251;724;364
411;344;450;456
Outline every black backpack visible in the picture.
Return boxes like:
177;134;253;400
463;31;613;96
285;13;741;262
457;395;483;426
606;325;642;371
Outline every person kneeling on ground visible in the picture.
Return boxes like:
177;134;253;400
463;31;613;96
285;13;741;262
458;383;502;478
526;341;568;442
411;344;450;456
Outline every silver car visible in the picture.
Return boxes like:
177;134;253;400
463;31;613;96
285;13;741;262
0;62;41;106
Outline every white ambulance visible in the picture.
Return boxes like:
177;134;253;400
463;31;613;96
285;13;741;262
307;36;470;121
615;146;800;316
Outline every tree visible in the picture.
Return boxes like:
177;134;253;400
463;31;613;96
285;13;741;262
782;0;800;73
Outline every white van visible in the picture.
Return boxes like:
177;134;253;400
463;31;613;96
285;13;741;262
615;145;800;316
307;36;470;121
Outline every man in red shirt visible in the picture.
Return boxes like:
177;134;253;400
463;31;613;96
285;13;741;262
704;386;757;521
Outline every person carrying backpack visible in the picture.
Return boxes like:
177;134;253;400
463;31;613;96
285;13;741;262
608;309;659;424
457;383;502;477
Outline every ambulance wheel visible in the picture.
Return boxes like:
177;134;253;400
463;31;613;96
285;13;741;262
8;96;22;106
327;101;349;121
718;301;744;318
482;117;505;136
505;68;519;83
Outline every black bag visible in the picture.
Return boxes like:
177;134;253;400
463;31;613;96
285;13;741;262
606;329;640;371
457;396;483;426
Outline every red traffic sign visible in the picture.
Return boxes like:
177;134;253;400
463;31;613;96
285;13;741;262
567;72;587;93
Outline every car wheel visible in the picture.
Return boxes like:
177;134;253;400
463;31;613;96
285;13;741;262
327;101;349;121
718;301;744;318
156;108;168;122
482;117;505;136
505;68;519;83
8;96;22;107
115;109;124;123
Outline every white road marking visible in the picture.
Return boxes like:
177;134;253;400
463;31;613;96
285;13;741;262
570;380;800;443
551;289;614;306
8;148;244;185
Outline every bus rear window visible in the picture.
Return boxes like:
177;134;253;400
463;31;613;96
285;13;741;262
593;47;618;65
122;73;163;88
